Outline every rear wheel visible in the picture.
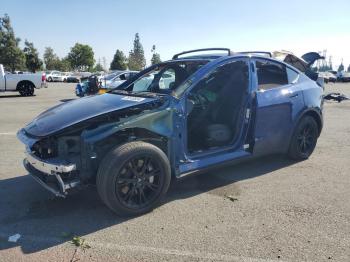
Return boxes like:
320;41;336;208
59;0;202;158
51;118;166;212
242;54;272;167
97;141;171;216
18;82;35;96
288;116;319;160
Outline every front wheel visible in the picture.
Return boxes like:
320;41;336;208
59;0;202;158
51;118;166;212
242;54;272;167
97;141;171;216
288;116;319;160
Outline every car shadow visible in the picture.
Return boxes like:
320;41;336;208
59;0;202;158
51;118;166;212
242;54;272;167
0;94;36;98
0;154;296;254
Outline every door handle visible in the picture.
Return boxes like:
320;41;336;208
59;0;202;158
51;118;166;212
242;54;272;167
289;94;299;98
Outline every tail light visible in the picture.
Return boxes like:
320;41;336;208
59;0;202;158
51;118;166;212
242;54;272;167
42;74;46;82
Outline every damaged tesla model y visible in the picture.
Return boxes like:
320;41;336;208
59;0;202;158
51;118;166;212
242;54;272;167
17;48;324;216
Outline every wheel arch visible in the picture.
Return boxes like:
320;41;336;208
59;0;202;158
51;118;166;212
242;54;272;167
81;127;170;181
120;127;169;153
285;108;323;153
302;109;323;136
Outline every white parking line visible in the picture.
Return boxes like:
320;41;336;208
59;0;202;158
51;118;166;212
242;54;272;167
0;232;281;262
99;241;281;262
0;132;16;135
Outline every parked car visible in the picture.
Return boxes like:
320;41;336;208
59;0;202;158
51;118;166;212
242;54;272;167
75;76;89;97
1;64;47;96
100;71;123;87
99;71;139;94
77;71;92;78
14;70;32;74
328;70;338;77
45;71;60;82
62;72;72;82
17;48;324;216
339;72;350;82
318;71;336;83
326;71;337;83
52;72;64;82
66;75;80;83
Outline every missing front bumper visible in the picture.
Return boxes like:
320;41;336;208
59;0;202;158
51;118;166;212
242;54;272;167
23;153;80;197
25;151;76;174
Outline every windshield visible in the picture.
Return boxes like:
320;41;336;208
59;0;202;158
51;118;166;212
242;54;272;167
113;61;207;96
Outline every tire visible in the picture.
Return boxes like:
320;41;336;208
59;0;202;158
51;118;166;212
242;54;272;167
288;116;319;160
48;77;52;82
97;141;171;216
18;82;35;96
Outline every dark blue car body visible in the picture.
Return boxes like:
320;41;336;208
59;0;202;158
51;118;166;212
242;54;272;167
17;49;323;211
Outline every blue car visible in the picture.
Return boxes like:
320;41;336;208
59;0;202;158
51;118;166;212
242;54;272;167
17;48;324;216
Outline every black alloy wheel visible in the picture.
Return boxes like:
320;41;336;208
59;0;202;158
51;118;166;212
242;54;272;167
288;116;318;160
115;156;163;209
97;141;171;216
296;123;317;156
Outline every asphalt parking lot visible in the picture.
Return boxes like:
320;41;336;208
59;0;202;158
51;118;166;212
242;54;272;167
0;82;350;262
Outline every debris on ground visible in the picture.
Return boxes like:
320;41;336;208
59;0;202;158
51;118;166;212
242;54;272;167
69;236;91;262
71;236;91;250
8;234;21;243
224;195;238;202
324;93;349;103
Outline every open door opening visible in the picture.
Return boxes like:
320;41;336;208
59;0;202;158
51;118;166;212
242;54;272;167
186;60;249;153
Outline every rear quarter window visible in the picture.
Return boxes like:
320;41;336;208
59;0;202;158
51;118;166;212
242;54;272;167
286;67;299;83
256;60;288;90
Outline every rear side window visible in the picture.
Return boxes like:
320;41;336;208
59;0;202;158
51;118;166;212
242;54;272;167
256;60;288;90
287;67;299;83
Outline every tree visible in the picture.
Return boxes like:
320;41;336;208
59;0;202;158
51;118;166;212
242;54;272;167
67;43;95;71
102;57;107;71
23;40;43;72
43;47;71;71
150;45;161;65
337;63;344;72
94;63;104;72
57;57;71;72
0;14;25;72
44;47;59;70
128;33;146;71
329;62;333;71
110;49;127;70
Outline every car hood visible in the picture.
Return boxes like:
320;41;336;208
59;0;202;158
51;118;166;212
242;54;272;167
24;93;160;137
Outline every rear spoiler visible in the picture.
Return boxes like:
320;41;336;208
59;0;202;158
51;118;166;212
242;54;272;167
301;52;325;67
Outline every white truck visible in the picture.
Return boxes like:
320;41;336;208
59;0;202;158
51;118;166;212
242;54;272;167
0;64;47;96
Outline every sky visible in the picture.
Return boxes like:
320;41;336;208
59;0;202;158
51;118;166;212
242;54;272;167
2;0;350;70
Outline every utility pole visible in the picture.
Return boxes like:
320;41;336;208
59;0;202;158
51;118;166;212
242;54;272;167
102;57;107;72
328;56;333;70
316;51;322;71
